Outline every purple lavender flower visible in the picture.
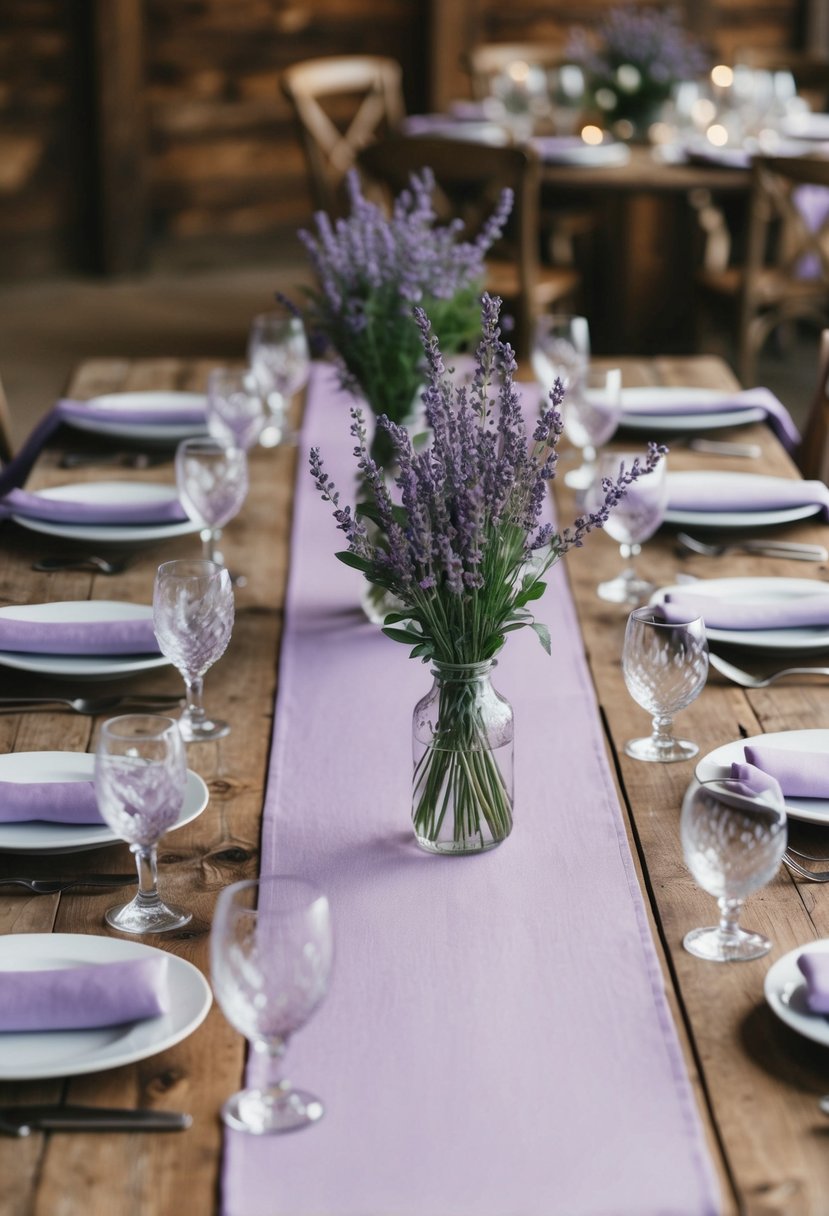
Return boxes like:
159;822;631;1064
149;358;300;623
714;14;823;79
312;294;666;664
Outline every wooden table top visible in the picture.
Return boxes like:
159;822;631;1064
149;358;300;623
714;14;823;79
1;353;829;1215
540;144;748;194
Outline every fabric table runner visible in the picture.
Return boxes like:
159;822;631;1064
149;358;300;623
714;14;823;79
223;365;720;1215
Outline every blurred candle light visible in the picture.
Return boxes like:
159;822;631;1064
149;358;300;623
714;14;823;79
691;97;717;127
711;64;734;89
581;124;605;145
706;123;729;146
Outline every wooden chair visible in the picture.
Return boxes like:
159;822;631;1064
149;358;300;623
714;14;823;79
356;135;580;361
696;154;829;386
281;56;405;216
798;327;829;481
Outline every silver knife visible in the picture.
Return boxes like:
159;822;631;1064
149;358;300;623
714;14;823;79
0;1105;192;1136
739;541;829;561
686;438;762;458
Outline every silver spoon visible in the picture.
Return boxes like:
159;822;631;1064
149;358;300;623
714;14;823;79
32;555;127;575
708;652;829;689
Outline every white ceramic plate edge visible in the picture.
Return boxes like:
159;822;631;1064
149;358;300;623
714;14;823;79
765;941;829;1048
695;728;829;825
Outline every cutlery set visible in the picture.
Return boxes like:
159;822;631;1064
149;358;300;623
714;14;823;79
31;555;128;575
676;531;829;562
707;653;829;689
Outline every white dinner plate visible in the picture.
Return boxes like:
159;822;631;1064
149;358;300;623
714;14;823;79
664;471;823;529
652;577;829;653
618;387;767;434
765;940;829;1048
779;113;829;142
531;137;631;166
0;751;208;854
11;482;199;545
0;601;169;679
696;728;829;825
63;391;207;443
0;933;212;1079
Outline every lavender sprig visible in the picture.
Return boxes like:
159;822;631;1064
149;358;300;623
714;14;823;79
312;294;667;663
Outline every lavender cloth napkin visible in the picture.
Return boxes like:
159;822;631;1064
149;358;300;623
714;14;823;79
743;742;829;798
796;952;829;1014
622;387;800;451
666;471;829;517
0;955;169;1031
222;365;720;1216
729;760;785;803
660;588;829;630
0;613;159;655
0;486;186;526
0;396;205;499
0;779;102;824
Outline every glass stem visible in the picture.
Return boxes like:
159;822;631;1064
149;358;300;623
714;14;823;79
717;897;744;939
255;1036;289;1093
184;675;207;731
619;541;640;581
131;842;160;906
200;527;217;562
649;713;675;752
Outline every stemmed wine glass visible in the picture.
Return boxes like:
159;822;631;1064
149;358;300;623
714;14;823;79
94;714;190;934
681;777;787;961
206;367;268;452
531;313;590;398
175;437;249;567
592;450;668;604
248;309;310;447
622;607;709;762
153;559;235;743
211;875;333;1134
561;366;622;490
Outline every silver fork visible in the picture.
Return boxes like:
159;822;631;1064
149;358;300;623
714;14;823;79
708;652;829;688
0;693;183;715
676;532;829;562
0;874;138;895
783;852;829;882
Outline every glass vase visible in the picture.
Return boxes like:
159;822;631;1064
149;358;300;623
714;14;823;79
412;660;514;855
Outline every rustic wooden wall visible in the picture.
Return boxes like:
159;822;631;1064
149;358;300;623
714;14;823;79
0;0;812;279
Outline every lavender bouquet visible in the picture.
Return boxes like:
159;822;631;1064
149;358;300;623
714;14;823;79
312;296;664;853
569;5;707;137
300;169;512;468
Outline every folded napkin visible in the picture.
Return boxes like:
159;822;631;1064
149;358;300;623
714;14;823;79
0;955;169;1031
796;952;829;1014
0;487;187;526
728;761;785;802
741;741;829;798
0;611;159;655
620;387;800;451
0;396;205;498
0;779;102;824
666;471;829;518
660;588;829;630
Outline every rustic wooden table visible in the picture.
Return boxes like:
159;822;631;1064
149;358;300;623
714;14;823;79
2;353;828;1215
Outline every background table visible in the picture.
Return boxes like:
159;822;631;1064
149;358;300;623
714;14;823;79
1;354;829;1214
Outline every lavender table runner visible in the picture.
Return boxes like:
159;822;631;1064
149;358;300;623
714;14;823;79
223;366;720;1216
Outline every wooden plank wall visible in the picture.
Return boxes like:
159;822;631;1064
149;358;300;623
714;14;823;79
0;0;810;279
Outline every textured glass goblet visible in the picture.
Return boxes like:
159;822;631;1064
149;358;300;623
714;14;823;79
248;310;310;447
206;367;267;452
153;559;235;743
94;714;190;934
622;608;709;762
594;451;668;604
681;778;787;961
175;437;249;567
211;876;333;1134
531;313;590;400
561;366;622;490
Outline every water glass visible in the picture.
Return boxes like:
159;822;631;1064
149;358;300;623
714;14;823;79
211;876;333;1134
94;714;190;934
531;313;590;398
594;450;668;604
175;437;249;566
681;778;787;961
561;366;622;490
153;559;235;743
207;367;267;452
248;310;310;447
622;607;708;762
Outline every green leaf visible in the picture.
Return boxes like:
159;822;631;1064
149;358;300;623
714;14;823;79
335;551;372;574
409;642;433;660
531;622;552;654
514;579;546;608
382;626;424;645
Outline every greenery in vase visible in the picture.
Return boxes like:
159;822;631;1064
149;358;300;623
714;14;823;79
311;294;665;849
299;169;512;467
569;4;707;136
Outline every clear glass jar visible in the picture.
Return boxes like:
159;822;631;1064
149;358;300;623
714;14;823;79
412;660;514;855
